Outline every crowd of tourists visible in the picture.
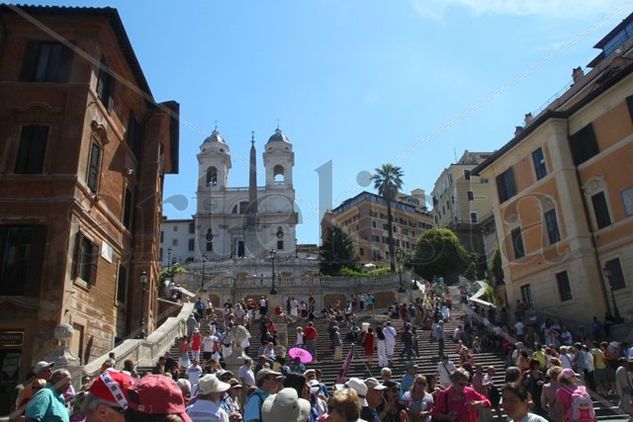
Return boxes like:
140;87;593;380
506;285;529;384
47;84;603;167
9;278;633;422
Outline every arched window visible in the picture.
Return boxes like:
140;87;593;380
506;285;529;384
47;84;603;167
232;201;249;214
273;165;285;183
206;166;217;186
276;226;284;250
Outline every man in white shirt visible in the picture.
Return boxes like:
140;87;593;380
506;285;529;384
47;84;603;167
239;358;256;387
514;320;525;341
203;332;216;362
186;359;203;388
187;374;231;422
436;355;456;388
383;321;397;361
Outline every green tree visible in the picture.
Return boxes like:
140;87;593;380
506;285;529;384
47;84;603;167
320;225;357;275
412;228;470;283
490;247;505;286
370;163;404;272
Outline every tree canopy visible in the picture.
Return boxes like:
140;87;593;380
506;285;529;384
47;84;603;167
490;247;505;286
320;225;357;275
411;228;470;283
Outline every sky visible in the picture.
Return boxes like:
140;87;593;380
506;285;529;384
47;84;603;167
19;0;633;244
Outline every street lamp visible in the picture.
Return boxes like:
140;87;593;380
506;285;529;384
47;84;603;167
269;248;277;295
167;248;172;275
602;266;622;322
201;253;207;292
139;269;148;339
396;248;405;293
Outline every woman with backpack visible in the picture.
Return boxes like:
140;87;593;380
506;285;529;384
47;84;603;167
550;368;596;422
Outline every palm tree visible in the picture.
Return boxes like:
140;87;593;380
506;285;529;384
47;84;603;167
370;164;404;272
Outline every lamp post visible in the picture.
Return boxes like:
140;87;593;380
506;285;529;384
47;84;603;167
270;248;277;295
201;253;207;292
396;248;405;292
139;269;148;339
167;248;172;275
602;267;622;322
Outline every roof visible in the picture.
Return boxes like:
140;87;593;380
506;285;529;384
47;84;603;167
0;4;153;98
473;50;633;176
594;11;633;49
332;191;431;216
267;128;291;144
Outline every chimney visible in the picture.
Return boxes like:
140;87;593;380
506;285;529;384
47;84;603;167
524;113;533;125
572;66;584;84
514;126;523;136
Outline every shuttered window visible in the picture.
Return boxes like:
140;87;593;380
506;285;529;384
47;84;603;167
20;40;73;82
15;125;48;174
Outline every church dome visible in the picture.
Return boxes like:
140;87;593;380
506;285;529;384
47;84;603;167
203;129;225;144
267;128;291;144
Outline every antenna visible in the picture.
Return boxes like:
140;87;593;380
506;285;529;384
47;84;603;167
276;118;280;130
454;147;457;163
214;120;218;131
251;130;255;146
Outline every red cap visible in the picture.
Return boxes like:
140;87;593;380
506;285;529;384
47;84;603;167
88;370;134;409
127;375;191;422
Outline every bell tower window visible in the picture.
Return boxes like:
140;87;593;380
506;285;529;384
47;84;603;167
273;165;285;184
206;166;218;186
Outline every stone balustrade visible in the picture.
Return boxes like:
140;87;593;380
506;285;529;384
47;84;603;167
83;302;194;376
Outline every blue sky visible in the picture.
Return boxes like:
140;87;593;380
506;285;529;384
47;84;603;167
21;0;633;244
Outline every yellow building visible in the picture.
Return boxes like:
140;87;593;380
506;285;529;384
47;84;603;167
473;14;633;323
431;151;496;258
323;191;433;266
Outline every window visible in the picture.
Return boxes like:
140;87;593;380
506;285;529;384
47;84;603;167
556;271;572;302
622;186;633;216
532;147;547;180
188;238;195;251
206;166;218;186
172;239;178;246
520;284;533;308
467;191;474;201
86;142;102;194
277;240;284;250
20;41;72;82
511;227;525;259
496;168;517;203
159;248;163;260
232;202;249;214
591;192;612;229
160;231;164;243
604;258;626;290
470;212;478;223
0;225;47;296
372;221;376;228
122;188;133;230
544;209;561;244
15;125;48;174
359;247;364;256
189;223;195;234
174;226;178;232
96;58;115;110
72;232;98;284
126;113;142;159
116;265;127;303
569;124;599;166
626;95;633;123
464;170;471;180
273;165;285;183
480;178;489;184
206;242;213;252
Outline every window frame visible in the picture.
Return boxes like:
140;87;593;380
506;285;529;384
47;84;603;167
86;141;103;195
72;231;98;286
20;40;73;83
96;57;115;110
555;271;573;302
604;258;626;290
532;147;548;181
496;167;517;203
15;125;49;174
591;191;613;230
510;227;525;260
568;124;599;166
544;209;561;244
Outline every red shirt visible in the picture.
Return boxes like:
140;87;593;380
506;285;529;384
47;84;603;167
304;326;317;341
432;386;490;422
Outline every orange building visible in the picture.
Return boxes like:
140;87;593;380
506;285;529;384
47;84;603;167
474;14;633;324
323;190;433;267
0;4;178;407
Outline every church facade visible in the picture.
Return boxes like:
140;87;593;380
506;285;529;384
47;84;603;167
194;128;298;260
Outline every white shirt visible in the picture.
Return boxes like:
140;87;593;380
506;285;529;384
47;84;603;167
186;364;203;386
187;399;229;422
383;326;397;342
203;336;215;352
514;321;525;335
239;364;255;386
437;361;456;387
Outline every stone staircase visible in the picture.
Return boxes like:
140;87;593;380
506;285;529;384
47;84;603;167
143;295;630;421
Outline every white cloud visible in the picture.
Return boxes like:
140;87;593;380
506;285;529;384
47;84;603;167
411;0;633;20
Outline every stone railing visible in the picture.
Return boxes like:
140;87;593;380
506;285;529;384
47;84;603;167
178;272;413;291
83;302;194;376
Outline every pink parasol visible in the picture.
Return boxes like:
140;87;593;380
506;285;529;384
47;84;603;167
288;347;313;364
